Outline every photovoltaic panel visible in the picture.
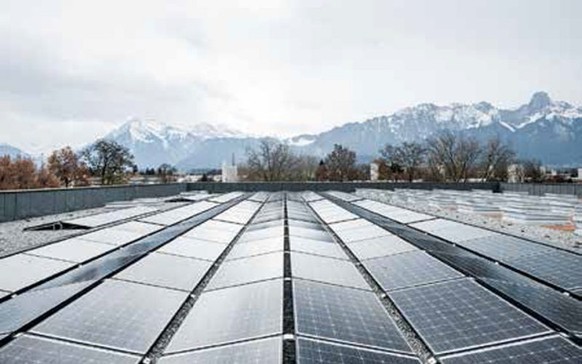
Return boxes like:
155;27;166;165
245;220;284;231
209;192;245;203
32;279;187;353
141;201;217;225
291;252;369;289
227;237;283;260
293;279;412;353
290;226;333;242
80;228;145;246
25;238;117;263
0;290;10;300
288;219;323;230
460;234;553;262
157;237;226;261
347;235;418;260
165;279;282;353
0;334;140;364
328;219;370;232
160;337;281;363
410;219;494;243
364;251;463;291
440;335;582;364
354;200;433;224
290;236;348;260
182;224;241;244
389;278;551;354
114;252;212;291
236;226;283;243
0;254;73;292
297;337;421;364
206;252;283;290
333;225;391;244
326;191;363;202
63;206;158;228
114;221;164;234
309;201;359;224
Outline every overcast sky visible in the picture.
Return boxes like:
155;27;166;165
1;0;581;153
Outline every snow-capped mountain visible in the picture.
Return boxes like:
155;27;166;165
100;92;581;169
0;143;28;159
105;119;246;168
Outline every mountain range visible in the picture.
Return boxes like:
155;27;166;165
2;92;581;169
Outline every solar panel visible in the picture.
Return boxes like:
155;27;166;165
290;237;348;260
227;238;284;260
0;254;73;292
0;290;10;300
288;219;323;230
32;279;187;353
114;252;212;291
508;250;582;291
410;219;494;243
25;238;116;263
334;225;391;244
182;225;241;244
165;279;283;353
328;219;370;231
0;334;140;364
141;201;217;225
157;237;226;261
293;279;412;353
291;252;369;289
209;192;245;203
206;252;283;290
347;236;418;260
297;337;421;364
460;234;553;261
160;336;282;363
245;219;284;231
389;278;551;354
63;206;158;228
80;228;145;246
353;200;433;224
290;226;333;242
309;201;359;224
114;221;164;234
236;226;284;243
440;335;582;364
364;251;463;291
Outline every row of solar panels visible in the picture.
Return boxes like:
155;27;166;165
0;192;263;363
310;194;582;362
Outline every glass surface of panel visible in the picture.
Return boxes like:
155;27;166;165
294;279;412;353
64;206;158;228
460;235;552;261
0;254;73;292
32;279;187;353
334;225;391;243
237;226;284;243
440;335;582;364
206;252;283;290
507;249;582;290
115;221;164;234
165;279;283;353
182;226;240;244
297;338;421;364
290;226;333;242
0;334;140;364
80;228;145;246
158;237;226;261
347;235;418;260
291;253;369;289
161;337;281;364
389;278;551;354
364;251;463;291
26;238;116;263
115;252;211;291
227;238;283;260
290;237;348;260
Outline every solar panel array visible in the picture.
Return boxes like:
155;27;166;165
63;205;159;228
0;190;580;363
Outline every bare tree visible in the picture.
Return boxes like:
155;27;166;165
479;137;515;181
47;146;89;187
81;140;135;185
291;155;320;181
325;144;357;181
245;140;299;181
315;160;329;181
380;142;427;182
0;156;60;190
522;159;545;182
426;131;481;182
157;163;177;183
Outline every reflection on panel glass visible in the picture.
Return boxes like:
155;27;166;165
0;254;73;292
0;334;140;364
26;238;116;263
347;235;417;260
364;251;463;291
440;335;582;364
389;278;550;354
297;337;421;364
290;237;348;260
158;237;226;261
115;252;211;291
32;279;187;353
206;252;283;290
165;280;283;353
291;253;368;289
294;279;412;353
227;238;283;260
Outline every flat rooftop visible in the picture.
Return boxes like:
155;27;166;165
0;190;580;363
